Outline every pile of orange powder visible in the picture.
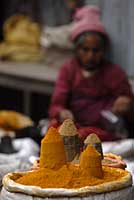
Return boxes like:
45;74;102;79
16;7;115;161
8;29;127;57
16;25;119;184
16;127;127;189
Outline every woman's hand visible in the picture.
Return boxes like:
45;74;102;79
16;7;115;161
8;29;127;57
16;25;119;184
112;96;132;115
59;109;74;122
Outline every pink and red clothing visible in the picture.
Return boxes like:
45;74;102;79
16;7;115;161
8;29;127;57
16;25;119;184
49;58;133;141
71;6;109;41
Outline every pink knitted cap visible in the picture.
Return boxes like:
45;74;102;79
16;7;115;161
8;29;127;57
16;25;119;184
71;6;108;41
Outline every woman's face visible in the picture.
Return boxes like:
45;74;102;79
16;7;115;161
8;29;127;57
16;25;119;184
76;34;106;71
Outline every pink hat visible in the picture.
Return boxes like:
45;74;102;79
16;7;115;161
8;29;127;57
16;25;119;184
71;6;108;41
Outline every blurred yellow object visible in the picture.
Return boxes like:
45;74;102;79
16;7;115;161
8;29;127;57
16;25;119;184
0;110;33;131
0;15;44;62
0;43;44;62
3;15;41;46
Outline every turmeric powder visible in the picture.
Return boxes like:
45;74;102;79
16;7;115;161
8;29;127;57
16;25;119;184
84;133;103;159
80;144;103;178
15;125;129;189
40;127;67;170
16;163;128;189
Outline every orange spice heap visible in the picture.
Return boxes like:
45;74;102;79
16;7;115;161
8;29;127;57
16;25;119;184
40;127;67;170
84;133;103;159
80;144;103;178
16;123;129;189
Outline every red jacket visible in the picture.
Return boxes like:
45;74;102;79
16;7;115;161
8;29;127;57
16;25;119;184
49;58;133;141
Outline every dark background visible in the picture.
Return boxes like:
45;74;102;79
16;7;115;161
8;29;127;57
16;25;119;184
0;0;84;123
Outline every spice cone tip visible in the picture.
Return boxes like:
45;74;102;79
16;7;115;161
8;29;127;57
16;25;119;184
42;127;62;143
59;119;78;136
84;133;101;144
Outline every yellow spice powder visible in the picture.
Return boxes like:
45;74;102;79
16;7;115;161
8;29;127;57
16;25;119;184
40;127;67;169
15;127;128;189
16;165;128;189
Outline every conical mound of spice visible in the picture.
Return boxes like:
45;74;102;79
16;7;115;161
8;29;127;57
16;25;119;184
59;119;80;162
80;144;103;178
40;127;67;170
84;133;103;159
58;119;78;136
84;133;101;144
15;129;128;189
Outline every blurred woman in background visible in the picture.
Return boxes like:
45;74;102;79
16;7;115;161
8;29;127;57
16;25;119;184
49;6;134;141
